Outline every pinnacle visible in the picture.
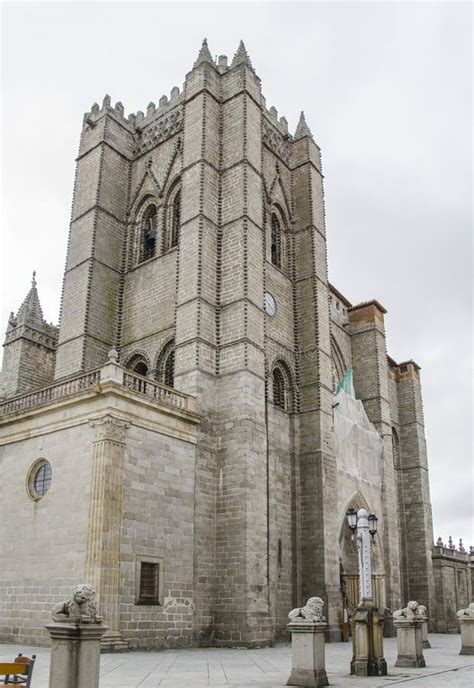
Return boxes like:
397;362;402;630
231;40;255;73
194;38;214;68
16;271;45;325
294;111;313;140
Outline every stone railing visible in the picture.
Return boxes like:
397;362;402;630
0;369;101;416
122;370;191;411
0;362;195;418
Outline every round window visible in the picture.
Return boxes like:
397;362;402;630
27;459;52;500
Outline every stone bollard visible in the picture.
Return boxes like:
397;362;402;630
45;584;108;688
393;601;425;668
457;602;474;655
287;597;329;687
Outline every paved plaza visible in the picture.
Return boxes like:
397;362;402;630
1;634;472;687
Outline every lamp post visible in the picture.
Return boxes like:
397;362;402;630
346;507;387;677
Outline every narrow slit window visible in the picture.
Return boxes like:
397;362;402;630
171;189;181;248
164;350;175;388
140;205;157;262
271;213;282;268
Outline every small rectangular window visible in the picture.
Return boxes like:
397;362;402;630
139;562;159;601
135;556;163;605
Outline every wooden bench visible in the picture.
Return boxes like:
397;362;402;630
0;654;36;686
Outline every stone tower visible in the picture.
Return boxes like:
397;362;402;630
0;40;437;648
1;273;58;397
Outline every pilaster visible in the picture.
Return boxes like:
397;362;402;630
395;361;435;616
291;127;340;638
84;414;129;651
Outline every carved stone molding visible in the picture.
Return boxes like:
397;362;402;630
89;415;130;443
133;107;184;156
262;119;291;164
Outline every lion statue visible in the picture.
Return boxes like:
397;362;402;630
457;602;474;618
52;584;102;624
288;596;325;623
393;600;424;621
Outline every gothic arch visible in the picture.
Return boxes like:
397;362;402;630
268;204;289;272
156;338;175;388
267;170;293;224
269;357;295;413
129;195;160;267
124;351;150;377
392;427;401;470
339;491;384;577
163;177;181;252
331;335;346;390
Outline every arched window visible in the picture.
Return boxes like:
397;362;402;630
139;204;157;263
164;183;181;252
126;354;149;377
331;337;346;392
271;360;294;412
171;189;181;248
271;213;282;268
157;340;175;388
392;427;401;469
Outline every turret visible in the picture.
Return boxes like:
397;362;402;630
1;272;58;397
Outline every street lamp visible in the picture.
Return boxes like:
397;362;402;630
346;507;357;531
345;506;387;677
368;513;378;540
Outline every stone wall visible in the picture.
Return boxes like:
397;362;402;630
0;364;198;649
0;421;92;645
432;543;473;632
0;41;438;647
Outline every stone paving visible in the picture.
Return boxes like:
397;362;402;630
1;634;473;687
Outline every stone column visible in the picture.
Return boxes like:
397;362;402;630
393;603;426;668
457;603;474;655
84;414;129;651
287;598;329;687
46;623;107;688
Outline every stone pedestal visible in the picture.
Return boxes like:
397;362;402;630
45;622;108;688
287;621;329;687
350;604;387;677
394;620;425;667
458;616;474;655
421;620;431;649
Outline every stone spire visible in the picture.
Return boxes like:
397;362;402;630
231;40;256;73
193;38;214;68
15;271;45;325
294;111;313;140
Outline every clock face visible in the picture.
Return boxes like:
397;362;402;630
264;292;277;317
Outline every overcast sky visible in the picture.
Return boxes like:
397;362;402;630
1;1;472;549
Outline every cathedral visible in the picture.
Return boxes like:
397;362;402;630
0;40;446;650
